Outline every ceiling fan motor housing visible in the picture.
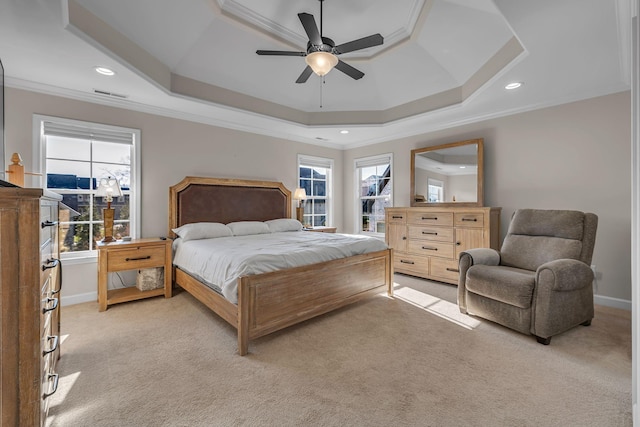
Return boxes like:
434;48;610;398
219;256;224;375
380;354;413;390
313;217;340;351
307;37;335;54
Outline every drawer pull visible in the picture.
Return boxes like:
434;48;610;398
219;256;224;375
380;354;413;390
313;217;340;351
422;216;437;220
392;215;404;219
461;218;478;222
43;335;59;356
400;260;415;265
42;373;59;399
41;220;58;228
422;246;438;251
42;258;60;271
42;297;58;314
126;255;151;261
422;231;437;235
446;268;460;273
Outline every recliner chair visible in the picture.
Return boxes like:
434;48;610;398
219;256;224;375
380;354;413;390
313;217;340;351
458;209;598;344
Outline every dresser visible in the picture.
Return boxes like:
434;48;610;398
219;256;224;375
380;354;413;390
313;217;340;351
0;188;62;426
385;206;501;284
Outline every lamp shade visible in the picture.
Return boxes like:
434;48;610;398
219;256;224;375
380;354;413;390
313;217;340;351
305;51;338;77
293;187;307;200
96;177;123;202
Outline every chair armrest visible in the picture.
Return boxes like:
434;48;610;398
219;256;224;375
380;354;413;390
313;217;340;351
532;259;595;339
460;248;501;267
458;248;500;313
536;259;594;292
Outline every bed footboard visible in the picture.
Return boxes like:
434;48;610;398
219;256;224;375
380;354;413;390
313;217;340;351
237;249;393;355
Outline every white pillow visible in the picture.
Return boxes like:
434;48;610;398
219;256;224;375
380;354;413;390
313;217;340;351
172;222;232;242
265;218;303;233
227;221;271;236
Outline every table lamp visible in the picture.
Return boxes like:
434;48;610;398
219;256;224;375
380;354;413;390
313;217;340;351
293;187;307;224
96;177;123;242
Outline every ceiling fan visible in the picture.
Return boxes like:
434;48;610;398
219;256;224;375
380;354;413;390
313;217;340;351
256;0;384;84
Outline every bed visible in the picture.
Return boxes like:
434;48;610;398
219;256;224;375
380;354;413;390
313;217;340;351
169;176;394;355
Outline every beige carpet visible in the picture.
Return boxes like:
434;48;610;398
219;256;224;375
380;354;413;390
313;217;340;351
46;274;631;426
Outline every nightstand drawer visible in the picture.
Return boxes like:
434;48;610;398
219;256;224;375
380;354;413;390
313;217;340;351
107;245;166;271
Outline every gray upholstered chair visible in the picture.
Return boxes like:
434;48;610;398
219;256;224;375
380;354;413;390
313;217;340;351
458;209;598;344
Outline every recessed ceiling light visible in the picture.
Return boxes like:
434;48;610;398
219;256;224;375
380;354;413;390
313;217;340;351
95;66;115;76
340;130;349;134
505;82;523;90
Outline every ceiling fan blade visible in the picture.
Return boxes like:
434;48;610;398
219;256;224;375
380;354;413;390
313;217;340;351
256;50;306;56
334;34;384;54
295;66;313;84
298;13;322;45
335;60;364;80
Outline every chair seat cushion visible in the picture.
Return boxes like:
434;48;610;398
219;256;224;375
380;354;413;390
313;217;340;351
466;265;536;309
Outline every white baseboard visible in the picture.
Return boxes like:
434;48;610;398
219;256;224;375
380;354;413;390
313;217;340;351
61;292;97;307
594;294;631;311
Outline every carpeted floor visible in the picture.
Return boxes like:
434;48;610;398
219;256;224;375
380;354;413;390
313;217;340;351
46;274;632;426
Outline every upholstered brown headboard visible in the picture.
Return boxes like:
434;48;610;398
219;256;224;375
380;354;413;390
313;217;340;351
169;177;291;237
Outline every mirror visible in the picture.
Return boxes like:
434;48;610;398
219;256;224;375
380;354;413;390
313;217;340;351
411;138;483;207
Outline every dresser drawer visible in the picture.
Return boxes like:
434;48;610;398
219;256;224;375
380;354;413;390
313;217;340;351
408;225;454;242
408;211;453;226
40;201;58;248
387;210;407;224
393;252;430;276
407;240;454;258
454;212;484;228
430;258;460;283
107;245;166;271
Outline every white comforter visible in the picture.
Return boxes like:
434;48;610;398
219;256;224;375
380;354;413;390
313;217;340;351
172;231;388;304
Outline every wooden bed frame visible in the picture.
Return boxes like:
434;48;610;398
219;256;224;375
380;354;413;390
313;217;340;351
169;176;393;355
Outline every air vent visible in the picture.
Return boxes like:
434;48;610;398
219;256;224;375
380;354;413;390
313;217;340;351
315;137;329;141
93;89;128;99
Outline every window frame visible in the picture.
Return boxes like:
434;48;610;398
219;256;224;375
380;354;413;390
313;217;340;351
33;114;141;261
354;153;393;238
297;154;333;227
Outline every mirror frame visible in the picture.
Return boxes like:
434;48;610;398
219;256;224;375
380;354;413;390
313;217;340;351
410;138;484;207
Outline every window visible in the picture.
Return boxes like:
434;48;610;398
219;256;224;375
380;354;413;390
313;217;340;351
34;115;140;258
428;178;444;202
298;155;333;227
355;154;392;236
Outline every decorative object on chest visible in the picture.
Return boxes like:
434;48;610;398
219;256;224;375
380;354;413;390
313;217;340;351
385;206;501;284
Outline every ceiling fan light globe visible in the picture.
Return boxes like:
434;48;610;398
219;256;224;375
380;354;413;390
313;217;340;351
305;51;338;76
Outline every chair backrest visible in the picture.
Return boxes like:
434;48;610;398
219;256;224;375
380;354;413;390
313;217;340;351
500;209;598;271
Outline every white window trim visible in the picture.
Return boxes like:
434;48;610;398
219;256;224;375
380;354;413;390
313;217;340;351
354;153;393;237
32;114;141;259
297;154;334;226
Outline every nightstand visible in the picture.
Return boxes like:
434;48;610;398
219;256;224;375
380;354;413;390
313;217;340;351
97;238;172;311
303;226;337;233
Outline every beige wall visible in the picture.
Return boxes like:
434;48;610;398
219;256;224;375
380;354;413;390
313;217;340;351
5;87;343;302
343;91;632;303
4;87;632;305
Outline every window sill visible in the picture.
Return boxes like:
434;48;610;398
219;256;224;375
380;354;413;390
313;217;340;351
60;253;98;265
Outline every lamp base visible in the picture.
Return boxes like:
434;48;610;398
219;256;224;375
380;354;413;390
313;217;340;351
296;207;304;224
102;207;116;243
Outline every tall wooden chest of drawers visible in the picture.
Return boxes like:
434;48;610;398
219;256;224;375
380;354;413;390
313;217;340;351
385;207;501;284
0;188;62;426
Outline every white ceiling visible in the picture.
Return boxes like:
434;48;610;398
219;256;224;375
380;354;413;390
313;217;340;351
0;0;632;149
